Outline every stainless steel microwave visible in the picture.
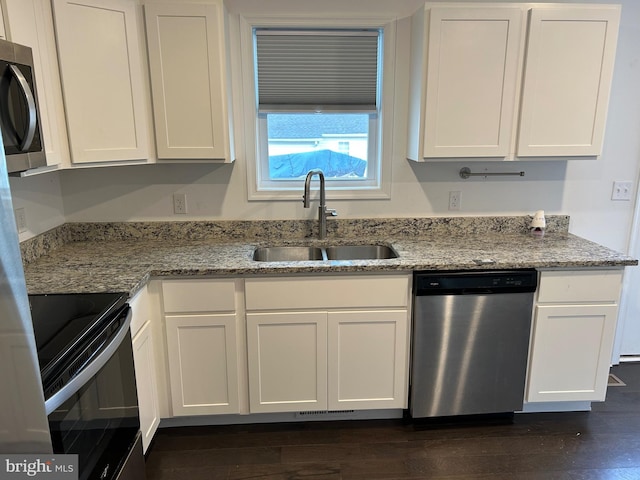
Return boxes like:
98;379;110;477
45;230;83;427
0;38;46;173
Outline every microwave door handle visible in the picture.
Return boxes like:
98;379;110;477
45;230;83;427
8;64;37;151
44;309;133;416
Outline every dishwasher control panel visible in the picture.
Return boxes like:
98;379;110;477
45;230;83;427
414;269;538;295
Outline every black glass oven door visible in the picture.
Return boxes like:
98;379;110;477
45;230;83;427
48;328;139;480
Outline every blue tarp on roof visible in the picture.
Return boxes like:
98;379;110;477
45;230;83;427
268;114;368;139
269;149;367;179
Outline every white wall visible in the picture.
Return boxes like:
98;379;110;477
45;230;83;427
7;0;640;255
8;172;65;243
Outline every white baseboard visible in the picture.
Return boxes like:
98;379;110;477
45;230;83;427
518;401;592;413
158;409;404;428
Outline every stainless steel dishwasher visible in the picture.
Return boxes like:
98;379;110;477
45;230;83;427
410;270;537;418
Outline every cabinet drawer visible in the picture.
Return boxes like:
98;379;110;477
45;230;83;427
162;279;236;313
245;275;410;310
537;270;623;304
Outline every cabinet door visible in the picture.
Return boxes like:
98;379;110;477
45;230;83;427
144;2;234;161
165;314;239;415
421;7;524;158
131;321;159;454
328;310;409;410
4;0;69;168
246;312;327;413
527;304;618;403
52;0;151;164
517;6;620;156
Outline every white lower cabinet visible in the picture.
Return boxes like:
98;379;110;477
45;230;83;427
129;287;159;454
131;322;159;452
327;310;408;410
165;314;239;415
247;312;328;413
526;269;623;403
161;279;241;416
245;275;411;414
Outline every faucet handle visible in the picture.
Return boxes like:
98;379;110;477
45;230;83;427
325;207;338;218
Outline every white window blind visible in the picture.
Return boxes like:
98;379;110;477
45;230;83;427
255;29;380;111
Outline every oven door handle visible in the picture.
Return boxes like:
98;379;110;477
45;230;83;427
45;308;132;416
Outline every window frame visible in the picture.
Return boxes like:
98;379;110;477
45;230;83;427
238;14;396;201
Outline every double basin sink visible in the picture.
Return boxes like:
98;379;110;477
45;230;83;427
253;244;398;262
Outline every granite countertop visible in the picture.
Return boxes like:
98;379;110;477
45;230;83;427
22;217;637;296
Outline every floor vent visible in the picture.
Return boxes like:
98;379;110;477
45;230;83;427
608;373;626;387
296;410;355;418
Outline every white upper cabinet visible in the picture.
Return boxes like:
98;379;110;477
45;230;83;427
408;3;620;161
144;2;235;162
517;6;620;157
3;0;70;169
407;6;524;159
52;0;152;165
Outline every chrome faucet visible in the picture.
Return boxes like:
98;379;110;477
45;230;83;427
303;169;337;240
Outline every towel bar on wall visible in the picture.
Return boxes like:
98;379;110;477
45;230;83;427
459;167;525;179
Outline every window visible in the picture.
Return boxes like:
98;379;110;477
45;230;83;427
240;18;395;200
265;113;371;180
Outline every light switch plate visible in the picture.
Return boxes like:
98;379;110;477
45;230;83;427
611;181;633;201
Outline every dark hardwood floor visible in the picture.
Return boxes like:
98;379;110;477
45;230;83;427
145;364;640;479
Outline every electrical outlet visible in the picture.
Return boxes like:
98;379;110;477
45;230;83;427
611;181;633;201
15;208;27;233
449;191;461;211
173;193;187;214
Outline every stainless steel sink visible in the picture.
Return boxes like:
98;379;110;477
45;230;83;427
252;244;398;262
253;246;324;262
325;245;398;260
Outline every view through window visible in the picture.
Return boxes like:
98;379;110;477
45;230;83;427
266;113;371;181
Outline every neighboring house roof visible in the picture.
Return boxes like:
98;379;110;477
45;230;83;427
267;114;368;139
269;149;367;178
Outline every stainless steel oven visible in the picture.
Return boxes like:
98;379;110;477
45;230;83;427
29;292;145;480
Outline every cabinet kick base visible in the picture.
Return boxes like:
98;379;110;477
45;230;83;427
157;409;404;428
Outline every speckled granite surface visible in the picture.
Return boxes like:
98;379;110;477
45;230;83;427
20;216;571;263
21;216;637;296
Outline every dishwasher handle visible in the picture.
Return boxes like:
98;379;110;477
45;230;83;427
461;288;493;295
